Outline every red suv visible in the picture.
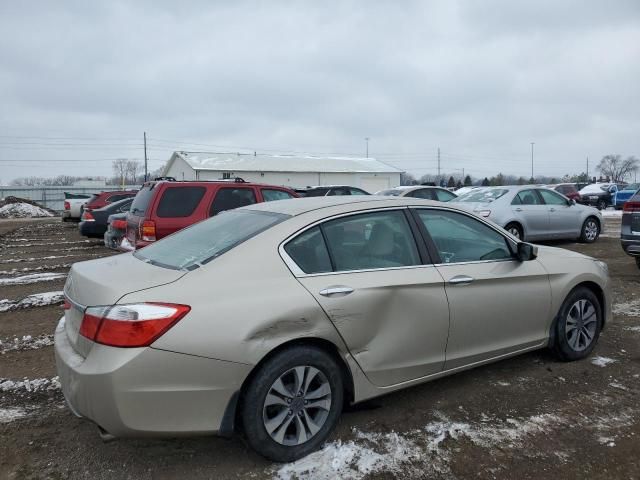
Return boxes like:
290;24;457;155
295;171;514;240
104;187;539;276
126;179;298;249
84;190;138;211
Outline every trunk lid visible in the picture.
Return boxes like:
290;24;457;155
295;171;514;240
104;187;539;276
63;253;186;358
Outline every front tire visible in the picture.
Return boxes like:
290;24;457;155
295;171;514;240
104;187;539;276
580;217;600;243
241;346;344;462
551;287;602;361
505;222;523;240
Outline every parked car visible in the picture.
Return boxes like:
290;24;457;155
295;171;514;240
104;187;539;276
79;198;133;238
454;186;481;196
294;185;370;196
621;189;640;269
103;213;129;250
548;183;581;202
451;186;602;242
126;179;298;249
55;196;611;462
84;190;138;212
578;183;618;210
376;185;457;201
61;193;92;222
614;183;639;209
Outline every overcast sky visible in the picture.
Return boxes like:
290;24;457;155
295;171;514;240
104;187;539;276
1;1;639;183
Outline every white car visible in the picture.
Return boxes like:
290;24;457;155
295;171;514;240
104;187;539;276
61;194;93;222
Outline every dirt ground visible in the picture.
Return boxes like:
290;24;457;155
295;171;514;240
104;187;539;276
1;215;638;480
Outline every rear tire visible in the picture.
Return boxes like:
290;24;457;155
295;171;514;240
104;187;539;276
636;257;640;270
551;287;602;361
241;346;344;462
597;199;607;210
505;222;523;240
580;217;600;243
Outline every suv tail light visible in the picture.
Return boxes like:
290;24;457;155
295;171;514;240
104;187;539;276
81;211;95;221
112;219;127;229
79;303;190;347
624;201;640;213
141;220;156;242
64;201;70;210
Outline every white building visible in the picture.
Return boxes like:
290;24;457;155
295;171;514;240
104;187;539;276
163;151;402;193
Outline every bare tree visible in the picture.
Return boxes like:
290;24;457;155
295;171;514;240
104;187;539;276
400;172;417;186
112;159;128;187
126;160;142;185
596;155;639;183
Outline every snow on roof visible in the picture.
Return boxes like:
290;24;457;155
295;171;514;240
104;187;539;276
169;151;403;174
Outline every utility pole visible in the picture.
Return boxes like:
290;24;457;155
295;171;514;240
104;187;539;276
586;156;589;180
365;137;369;158
530;142;535;181
437;147;441;179
144;131;148;182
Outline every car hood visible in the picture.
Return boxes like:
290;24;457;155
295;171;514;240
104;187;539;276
535;244;591;260
65;253;187;307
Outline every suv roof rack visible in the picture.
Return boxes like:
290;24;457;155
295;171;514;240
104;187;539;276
154;176;177;181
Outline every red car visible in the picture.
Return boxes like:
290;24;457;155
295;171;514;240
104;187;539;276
84;190;138;211
550;183;581;202
125;179;298;249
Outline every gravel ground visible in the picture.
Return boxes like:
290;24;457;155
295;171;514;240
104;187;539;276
0;215;638;479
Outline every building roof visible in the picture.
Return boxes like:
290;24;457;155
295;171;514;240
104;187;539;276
166;151;403;174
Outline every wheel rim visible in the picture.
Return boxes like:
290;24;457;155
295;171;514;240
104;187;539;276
565;299;597;351
262;366;332;446
508;226;521;239
584;220;598;241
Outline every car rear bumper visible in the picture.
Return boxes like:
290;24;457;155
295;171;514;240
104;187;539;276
54;317;251;437
621;238;640;256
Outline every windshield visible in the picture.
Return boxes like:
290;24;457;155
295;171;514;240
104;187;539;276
453;189;509;203
134;210;288;270
579;184;610;194
623;183;639;191
377;189;402;196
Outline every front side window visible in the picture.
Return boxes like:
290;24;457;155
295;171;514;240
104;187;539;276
513;190;542;205
434;189;456;202
156;186;206;217
322;210;420;271
349;188;369;196
262;189;295;202
538;189;568;205
209;187;257;216
417;210;512;263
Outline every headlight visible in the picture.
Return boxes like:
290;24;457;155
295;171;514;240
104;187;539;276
594;260;609;275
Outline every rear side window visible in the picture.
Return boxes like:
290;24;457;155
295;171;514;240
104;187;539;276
129;186;154;216
303;189;328;197
407;188;433;199
262;189;295;202
283;227;332;274
156;186;206;218
209;187;257;216
349;188;369;195
328;188;350;196
513;190;542;205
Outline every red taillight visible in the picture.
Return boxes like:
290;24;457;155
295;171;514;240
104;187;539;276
112;219;127;229
79;303;190;347
81;211;95;221
141;220;156;242
63;296;71;310
64;201;71;210
623;201;640;212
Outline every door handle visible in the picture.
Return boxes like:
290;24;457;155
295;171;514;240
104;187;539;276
515;208;523;212
319;286;354;297
448;275;474;285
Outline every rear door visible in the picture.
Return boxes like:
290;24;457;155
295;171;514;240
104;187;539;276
286;209;450;387
511;189;550;239
413;208;551;369
209;186;258;216
537;189;580;238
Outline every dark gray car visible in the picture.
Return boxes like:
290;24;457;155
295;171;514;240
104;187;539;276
621;188;640;269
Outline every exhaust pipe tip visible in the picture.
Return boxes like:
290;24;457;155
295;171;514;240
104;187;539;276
97;426;116;443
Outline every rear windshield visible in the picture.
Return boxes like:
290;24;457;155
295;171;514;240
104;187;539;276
134;210;288;270
453;189;509;203
377;189;402;196
129;185;155;216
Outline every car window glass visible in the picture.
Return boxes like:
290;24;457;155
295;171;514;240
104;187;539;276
417;210;512;263
129;186;153;215
262;189;294;202
284;227;332;274
322;210;420;271
156;186;206;217
407;188;433;199
349;188;368;195
329;188;350;196
513;190;542;205
209;187;257;216
108;194;127;202
538;189;568;205
434;189;456;201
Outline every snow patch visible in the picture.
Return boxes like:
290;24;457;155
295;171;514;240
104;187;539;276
624;326;640;332
601;209;623;217
0;272;66;286
0;376;61;393
0;291;64;312
0;264;71;275
0;334;55;354
0;407;28;423
613;300;640;317
0;202;53;218
591;356;617;367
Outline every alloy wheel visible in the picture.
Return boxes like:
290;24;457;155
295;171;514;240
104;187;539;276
584;220;599;241
508;226;521;239
565;299;598;351
262;366;332;446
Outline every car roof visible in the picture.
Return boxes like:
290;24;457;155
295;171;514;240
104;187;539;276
243;195;460;217
145;180;294;189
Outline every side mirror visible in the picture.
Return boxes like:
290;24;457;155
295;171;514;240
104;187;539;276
517;242;538;261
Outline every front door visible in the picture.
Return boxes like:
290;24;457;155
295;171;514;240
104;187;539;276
413;208;551;370
284;209;450;387
538;188;580;238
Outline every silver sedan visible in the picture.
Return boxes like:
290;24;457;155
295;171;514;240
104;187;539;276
55;196;611;462
451;185;603;242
